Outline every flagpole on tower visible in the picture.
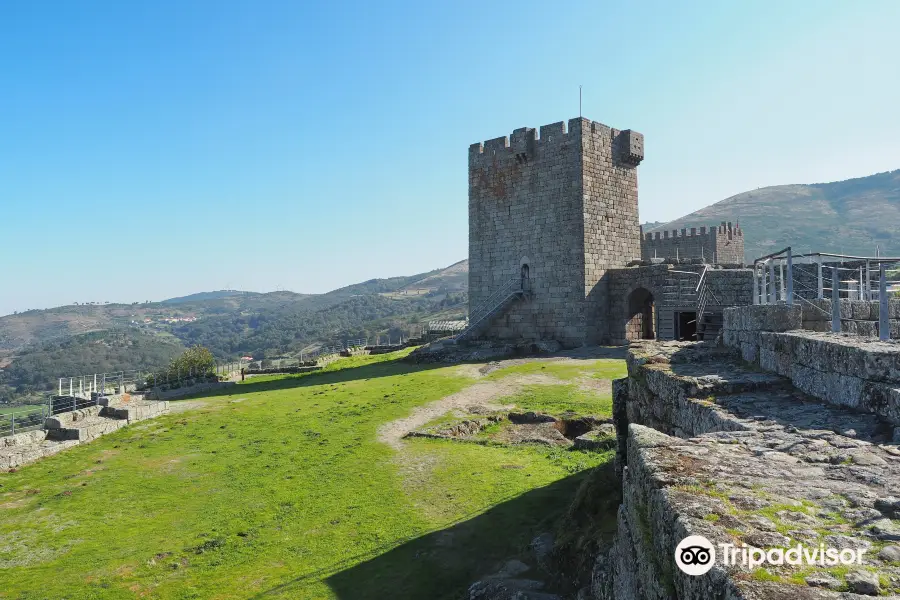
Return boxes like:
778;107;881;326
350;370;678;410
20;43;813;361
579;85;582;117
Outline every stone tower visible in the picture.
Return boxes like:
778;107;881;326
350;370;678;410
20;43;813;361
468;117;644;347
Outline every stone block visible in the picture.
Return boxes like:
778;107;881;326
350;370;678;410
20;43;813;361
850;301;872;321
824;371;866;409
740;342;758;363
891;300;900;320
863;383;900;426
791;363;827;400
758;348;777;373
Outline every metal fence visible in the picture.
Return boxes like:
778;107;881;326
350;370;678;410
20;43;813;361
57;370;146;398
753;248;900;340
0;404;49;436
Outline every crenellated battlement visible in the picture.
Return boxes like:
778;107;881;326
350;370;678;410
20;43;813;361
468;115;644;345
469;118;643;167
642;221;743;241
469;119;575;157
640;221;745;264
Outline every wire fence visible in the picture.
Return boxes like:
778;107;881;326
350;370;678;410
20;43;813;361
753;248;900;340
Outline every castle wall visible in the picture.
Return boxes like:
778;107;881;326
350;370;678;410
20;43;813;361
582;122;643;344
606;266;754;343
468;118;643;347
640;222;744;265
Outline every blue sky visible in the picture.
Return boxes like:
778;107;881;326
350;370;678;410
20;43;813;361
2;0;899;316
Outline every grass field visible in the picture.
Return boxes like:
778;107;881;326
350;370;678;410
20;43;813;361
0;350;621;600
0;404;44;416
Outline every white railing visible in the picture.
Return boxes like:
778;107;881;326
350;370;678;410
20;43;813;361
754;248;900;341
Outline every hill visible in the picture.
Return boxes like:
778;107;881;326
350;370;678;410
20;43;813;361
0;330;184;403
160;290;258;304
648;169;900;261
0;261;469;403
0;350;621;598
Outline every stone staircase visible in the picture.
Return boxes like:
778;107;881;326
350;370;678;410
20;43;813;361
697;312;723;341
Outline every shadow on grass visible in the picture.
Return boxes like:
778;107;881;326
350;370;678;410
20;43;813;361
245;469;603;600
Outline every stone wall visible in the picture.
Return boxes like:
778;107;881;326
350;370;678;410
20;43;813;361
641;222;744;265
606;266;754;343
705;268;755;308
468;117;642;347
723;304;900;427
147;381;235;400
595;339;900;598
801;298;900;338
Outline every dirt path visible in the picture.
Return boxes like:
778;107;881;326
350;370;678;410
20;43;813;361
451;347;626;380
377;373;560;449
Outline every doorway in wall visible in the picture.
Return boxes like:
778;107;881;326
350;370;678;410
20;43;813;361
676;311;697;341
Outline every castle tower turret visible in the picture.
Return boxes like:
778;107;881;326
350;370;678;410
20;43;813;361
468;117;643;346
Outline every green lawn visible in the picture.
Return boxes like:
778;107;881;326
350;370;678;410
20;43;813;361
0;351;620;600
484;358;627;382
0;404;44;416
501;384;614;417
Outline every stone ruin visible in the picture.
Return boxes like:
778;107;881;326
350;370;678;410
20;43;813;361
1;391;172;470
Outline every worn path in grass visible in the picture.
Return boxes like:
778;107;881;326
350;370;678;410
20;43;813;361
0;349;625;600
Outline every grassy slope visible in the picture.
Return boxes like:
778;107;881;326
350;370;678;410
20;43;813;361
0;351;619;600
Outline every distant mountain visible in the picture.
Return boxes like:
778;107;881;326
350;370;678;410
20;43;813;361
648;169;900;261
161;290;256;304
0;261;469;403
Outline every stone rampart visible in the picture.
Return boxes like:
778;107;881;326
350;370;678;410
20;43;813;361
1;397;172;470
724;305;900;429
595;340;900;598
147;381;235;400
640;221;744;265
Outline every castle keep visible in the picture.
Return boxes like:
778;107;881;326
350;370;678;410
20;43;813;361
468;118;644;347
467;117;753;346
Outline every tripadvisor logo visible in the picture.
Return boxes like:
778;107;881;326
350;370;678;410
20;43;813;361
674;535;868;576
675;536;716;576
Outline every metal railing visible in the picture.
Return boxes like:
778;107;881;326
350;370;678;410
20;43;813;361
58;370;144;398
693;266;722;340
753;248;900;340
0;405;49;436
455;277;526;342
